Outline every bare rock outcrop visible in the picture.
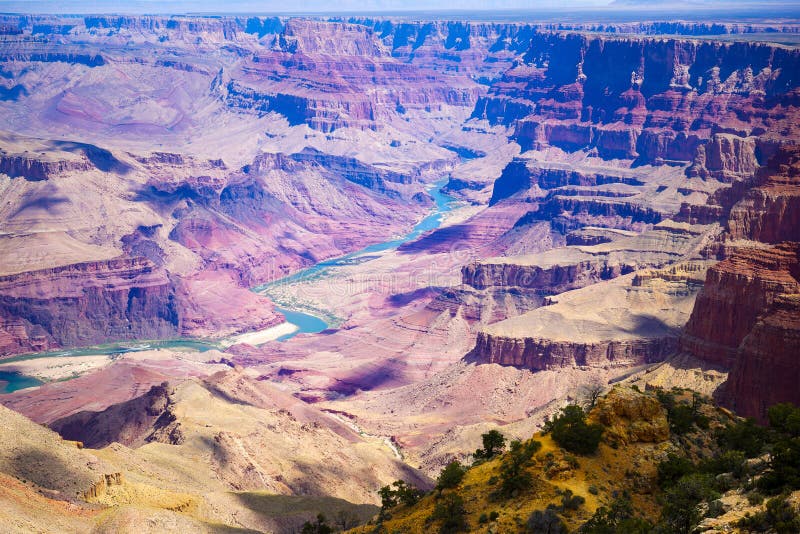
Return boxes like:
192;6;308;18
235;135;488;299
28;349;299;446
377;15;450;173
462;222;711;293
590;386;670;445
470;333;676;371
467;263;704;371
226;19;482;132
724;294;800;419
50;382;176;448
0;154;92;181
474;33;800;165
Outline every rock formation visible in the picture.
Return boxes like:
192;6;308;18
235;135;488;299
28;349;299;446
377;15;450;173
50;382;175;448
680;243;800;367
675;147;800;420
467;263;706;371
0;258;179;354
724;293;800;419
726;146;800;243
589;386;670;445
475;33;800;165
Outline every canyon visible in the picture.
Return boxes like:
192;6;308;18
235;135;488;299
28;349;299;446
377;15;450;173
0;9;798;533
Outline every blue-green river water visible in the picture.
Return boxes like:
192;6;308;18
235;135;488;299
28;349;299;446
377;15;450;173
0;180;456;393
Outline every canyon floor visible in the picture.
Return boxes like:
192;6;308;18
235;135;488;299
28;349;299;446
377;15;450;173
0;8;799;533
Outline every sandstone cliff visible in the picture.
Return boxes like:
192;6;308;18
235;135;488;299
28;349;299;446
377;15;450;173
724;294;800;419
0;258;179;356
474;34;800;165
676;147;800;420
225;19;482;132
467;264;705;371
462;222;713;293
727;146;800;242
680;243;800;367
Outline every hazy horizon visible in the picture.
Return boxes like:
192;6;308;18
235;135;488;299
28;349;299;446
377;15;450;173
2;0;799;15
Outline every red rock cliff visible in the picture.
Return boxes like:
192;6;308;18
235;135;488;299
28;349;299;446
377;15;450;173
680;243;800;367
727;147;800;243
0;258;179;356
724;294;800;420
473;33;800;165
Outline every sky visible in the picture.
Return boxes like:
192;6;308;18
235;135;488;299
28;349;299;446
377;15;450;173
0;0;617;14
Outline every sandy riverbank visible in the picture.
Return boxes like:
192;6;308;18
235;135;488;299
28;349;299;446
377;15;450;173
222;322;299;347
0;354;113;381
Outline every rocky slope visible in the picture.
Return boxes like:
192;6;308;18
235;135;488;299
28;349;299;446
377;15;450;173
0;369;417;532
725;293;800;419
350;386;794;534
676;146;800;420
462;221;715;293
726;144;800;243
0;258;179;355
681;241;800;422
680;243;800;367
49;381;176;449
225;19;483;132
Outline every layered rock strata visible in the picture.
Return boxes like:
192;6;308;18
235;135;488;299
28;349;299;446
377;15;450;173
467;263;706;371
462;221;715;294
0;258;178;354
474;34;800;165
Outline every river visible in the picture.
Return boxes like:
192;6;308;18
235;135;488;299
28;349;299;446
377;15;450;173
0;179;457;393
252;177;457;329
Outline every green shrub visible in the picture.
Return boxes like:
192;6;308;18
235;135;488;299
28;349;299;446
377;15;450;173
768;403;800;437
738;494;800;534
548;405;604;456
655;390;708;435
581;496;652;534
668;404;696;434
700;450;746;479
478;513;488;524
758;436;800;494
437;461;467;491
560;489;585;511
716;418;765;458
656;453;695;488
429;493;468;534
301;514;333;534
473;429;506;462
489;511;499;521
657;473;719;534
379;480;423;513
526;508;566;533
496;439;542;498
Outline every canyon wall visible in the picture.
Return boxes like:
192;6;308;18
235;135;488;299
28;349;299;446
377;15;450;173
678;147;800;420
680;243;800;367
470;332;676;371
462;32;800;392
474;33;800;164
465;262;705;371
0;259;178;355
